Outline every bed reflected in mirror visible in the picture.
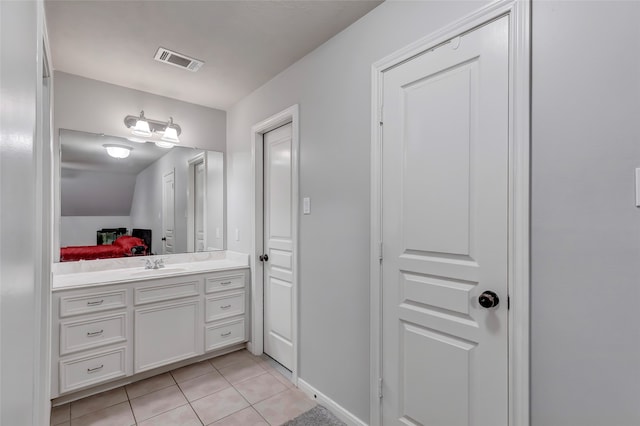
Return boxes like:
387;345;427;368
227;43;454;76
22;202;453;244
57;129;224;262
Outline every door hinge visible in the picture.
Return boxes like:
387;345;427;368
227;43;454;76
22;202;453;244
378;241;383;262
507;295;510;310
378;377;383;399
378;105;384;126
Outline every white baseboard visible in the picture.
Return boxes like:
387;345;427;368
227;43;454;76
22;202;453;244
297;378;368;426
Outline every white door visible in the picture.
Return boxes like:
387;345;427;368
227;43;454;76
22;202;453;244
162;170;175;254
381;17;509;426
263;122;294;370
194;161;206;252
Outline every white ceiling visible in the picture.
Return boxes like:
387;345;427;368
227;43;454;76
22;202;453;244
60;129;168;174
45;0;382;110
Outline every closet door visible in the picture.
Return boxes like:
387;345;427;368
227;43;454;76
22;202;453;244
263;122;294;370
381;16;510;426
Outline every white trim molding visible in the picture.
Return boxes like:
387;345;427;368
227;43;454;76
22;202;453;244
249;104;300;385
369;1;530;425
297;378;368;426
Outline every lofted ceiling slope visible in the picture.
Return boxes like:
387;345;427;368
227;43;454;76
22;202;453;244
45;0;382;110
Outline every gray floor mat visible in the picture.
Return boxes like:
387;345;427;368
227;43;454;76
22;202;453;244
281;405;346;426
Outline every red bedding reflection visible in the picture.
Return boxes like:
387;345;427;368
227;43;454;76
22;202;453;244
60;236;147;262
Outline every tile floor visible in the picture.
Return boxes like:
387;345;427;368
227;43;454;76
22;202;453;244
50;350;316;426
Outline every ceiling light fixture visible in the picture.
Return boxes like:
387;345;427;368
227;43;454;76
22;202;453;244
124;111;182;147
103;144;133;159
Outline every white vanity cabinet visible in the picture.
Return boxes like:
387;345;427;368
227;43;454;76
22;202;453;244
51;267;249;399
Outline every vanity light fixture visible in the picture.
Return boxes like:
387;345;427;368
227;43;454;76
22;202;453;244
124;111;182;147
103;144;133;159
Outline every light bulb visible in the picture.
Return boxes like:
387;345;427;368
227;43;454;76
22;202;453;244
161;126;180;143
155;141;175;149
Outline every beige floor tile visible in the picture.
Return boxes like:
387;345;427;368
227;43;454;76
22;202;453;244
70;387;128;419
211;407;269;426
217;358;266;384
253;389;315;426
172;360;217;383
70;401;135;426
129;385;188;422
233;372;287;404
125;373;175;399
269;369;295;389
137;404;202;426
209;350;252;370
53;423;70;426
178;370;231;402
51;403;70;425
191;387;249;425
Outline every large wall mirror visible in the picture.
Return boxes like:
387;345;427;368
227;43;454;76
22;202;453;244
57;129;225;262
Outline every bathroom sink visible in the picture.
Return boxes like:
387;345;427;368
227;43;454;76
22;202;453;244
129;267;188;277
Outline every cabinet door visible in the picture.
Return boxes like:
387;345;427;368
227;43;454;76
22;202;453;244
134;299;201;373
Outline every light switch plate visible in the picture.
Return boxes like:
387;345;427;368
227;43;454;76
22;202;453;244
636;168;640;207
303;197;311;215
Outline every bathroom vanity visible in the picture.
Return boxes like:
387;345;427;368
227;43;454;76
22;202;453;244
50;252;250;400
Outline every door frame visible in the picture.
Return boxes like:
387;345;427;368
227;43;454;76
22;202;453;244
162;168;176;254
187;152;207;252
369;1;530;425
249;104;300;385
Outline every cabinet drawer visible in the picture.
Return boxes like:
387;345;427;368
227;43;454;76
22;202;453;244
205;274;244;293
59;347;127;394
60;290;126;317
205;318;245;351
60;313;127;356
206;292;245;322
134;280;200;305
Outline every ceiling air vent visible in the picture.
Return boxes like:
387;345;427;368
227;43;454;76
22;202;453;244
153;47;204;72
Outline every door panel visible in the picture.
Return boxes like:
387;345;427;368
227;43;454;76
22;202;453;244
382;16;509;426
263;123;294;370
403;63;474;256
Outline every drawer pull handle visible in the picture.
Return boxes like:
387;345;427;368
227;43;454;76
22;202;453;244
87;329;104;337
87;365;104;373
220;281;232;286
87;299;104;306
220;305;231;309
221;331;232;337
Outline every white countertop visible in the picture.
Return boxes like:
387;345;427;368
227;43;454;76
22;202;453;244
52;251;250;291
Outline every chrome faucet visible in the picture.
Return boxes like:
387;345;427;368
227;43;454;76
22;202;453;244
144;258;166;270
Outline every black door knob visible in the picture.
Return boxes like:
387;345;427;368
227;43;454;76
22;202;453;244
478;291;499;308
161;237;167;241
259;254;269;262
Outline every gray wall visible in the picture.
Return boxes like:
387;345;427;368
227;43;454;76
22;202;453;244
60;216;132;247
531;1;640;425
206;151;225;250
0;0;47;424
226;1;489;421
61;170;137;216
